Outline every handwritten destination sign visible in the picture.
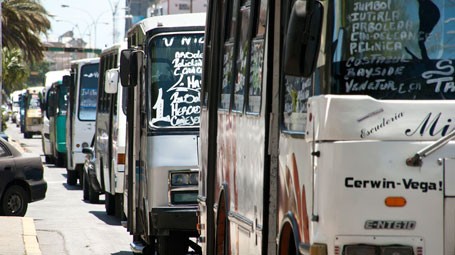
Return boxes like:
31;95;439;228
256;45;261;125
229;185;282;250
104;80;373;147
333;0;455;100
149;34;204;128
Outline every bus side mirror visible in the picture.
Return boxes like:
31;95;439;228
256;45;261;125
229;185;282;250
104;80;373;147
284;0;323;77
105;68;119;94
120;49;138;87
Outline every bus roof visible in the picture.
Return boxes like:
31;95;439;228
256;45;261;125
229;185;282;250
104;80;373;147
70;57;100;65
10;89;26;101
128;12;206;37
101;40;127;57
45;70;70;88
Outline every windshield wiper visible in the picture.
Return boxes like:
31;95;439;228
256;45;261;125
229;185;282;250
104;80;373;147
406;129;455;167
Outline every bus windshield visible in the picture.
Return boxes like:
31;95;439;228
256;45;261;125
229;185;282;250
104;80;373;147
147;32;204;128
28;94;41;110
331;0;455;100
78;63;99;120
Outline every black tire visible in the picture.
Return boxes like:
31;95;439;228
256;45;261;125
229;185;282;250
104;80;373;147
0;185;28;216
23;132;30;139
82;171;89;201
44;155;53;164
56;153;65;167
142;243;156;255
105;192;115;215
158;232;189;255
67;169;78;185
88;177;100;204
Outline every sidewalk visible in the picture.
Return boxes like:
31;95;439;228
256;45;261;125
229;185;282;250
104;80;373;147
0;217;41;255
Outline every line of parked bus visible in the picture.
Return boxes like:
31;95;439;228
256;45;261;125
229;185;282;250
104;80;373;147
26;0;455;254
9;86;45;139
36;12;205;255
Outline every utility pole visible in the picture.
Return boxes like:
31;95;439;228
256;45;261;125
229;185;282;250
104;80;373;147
108;0;120;44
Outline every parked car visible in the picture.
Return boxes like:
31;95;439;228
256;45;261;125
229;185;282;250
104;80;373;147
0;137;47;216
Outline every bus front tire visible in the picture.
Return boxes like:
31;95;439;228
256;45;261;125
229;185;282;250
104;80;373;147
67;170;78;186
105;192;115;215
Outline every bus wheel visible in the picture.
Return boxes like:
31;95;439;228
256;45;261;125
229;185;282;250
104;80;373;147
216;198;228;254
23;132;31;139
105;192;115;215
158;232;189;255
67;170;78;185
278;223;297;255
82;171;89;201
56;153;65;167
44;155;53;164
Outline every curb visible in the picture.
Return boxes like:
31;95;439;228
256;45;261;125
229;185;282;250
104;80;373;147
22;217;41;255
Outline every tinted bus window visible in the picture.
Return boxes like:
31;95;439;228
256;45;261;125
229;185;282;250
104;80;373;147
78;63;99;120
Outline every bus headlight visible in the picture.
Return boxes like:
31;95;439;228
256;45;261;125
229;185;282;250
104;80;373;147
171;173;190;186
170;171;199;186
189;172;198;185
168;170;199;205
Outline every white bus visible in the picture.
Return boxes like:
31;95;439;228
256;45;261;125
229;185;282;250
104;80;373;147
42;69;70;164
85;42;127;217
9;89;25;124
120;13;205;255
149;0;207;16
65;58;99;186
198;0;455;254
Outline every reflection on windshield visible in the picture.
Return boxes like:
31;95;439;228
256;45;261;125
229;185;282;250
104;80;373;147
78;63;99;121
28;95;41;109
148;33;204;128
332;0;455;100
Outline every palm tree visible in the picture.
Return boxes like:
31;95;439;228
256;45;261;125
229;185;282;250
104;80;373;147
2;48;28;93
2;0;51;63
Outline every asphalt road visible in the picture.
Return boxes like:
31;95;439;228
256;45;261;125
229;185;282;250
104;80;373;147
4;121;134;255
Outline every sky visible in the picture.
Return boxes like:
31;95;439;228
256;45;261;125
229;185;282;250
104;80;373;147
41;0;126;50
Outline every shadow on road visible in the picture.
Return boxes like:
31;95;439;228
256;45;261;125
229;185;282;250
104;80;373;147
90;210;122;226
111;251;133;255
62;182;82;191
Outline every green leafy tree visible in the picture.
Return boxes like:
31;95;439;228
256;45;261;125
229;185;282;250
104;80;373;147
2;48;28;94
2;0;51;63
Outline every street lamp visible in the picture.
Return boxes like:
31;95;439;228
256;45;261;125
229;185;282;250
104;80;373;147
55;18;84;41
107;0;121;44
61;4;101;48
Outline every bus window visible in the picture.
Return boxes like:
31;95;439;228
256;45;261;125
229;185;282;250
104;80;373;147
246;0;267;114
332;0;455;100
232;1;251;112
78;63;99;120
282;76;311;132
28;94;41;110
147;33;204;128
220;0;239;110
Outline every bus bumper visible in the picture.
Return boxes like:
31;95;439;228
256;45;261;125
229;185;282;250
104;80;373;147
151;206;199;234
